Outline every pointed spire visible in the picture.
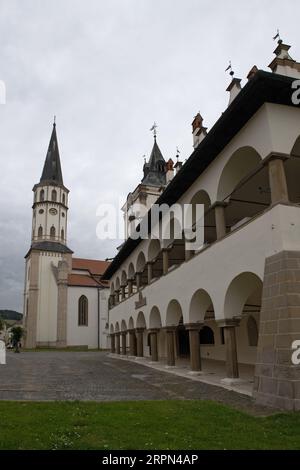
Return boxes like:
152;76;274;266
142;137;166;187
40;120;63;185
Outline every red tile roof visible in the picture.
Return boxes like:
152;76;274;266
72;258;110;275
68;274;101;287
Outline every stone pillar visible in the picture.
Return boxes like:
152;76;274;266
165;327;176;366
215;203;227;240
162;249;169;275
121;331;127;355
149;329;159;362
147;262;153;284
56;259;69;348
24;252;39;349
129;329;137;356
218;319;240;379
115;332;121;355
128;279;133;296
121;285;126;300
186;323;202;371
267;155;289;204
254;251;300;410
136;328;144;357
110;333;116;353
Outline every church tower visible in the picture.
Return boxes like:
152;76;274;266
122;130;168;240
23;121;73;348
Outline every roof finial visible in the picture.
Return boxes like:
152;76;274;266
142;154;146;164
53;115;56;127
150;122;158;140
176;146;180;160
273;29;282;44
225;61;234;77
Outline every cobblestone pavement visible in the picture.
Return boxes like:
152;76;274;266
0;351;273;415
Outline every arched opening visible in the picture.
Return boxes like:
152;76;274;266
188;190;216;253
162;217;185;271
51;189;57;202
121;270;128;299
110;324;114;334
128;316;134;330
136;311;146;329
285;135;300;204
50;226;56;239
148;239;163;279
78;295;88;326
40;189;45;202
149;306;162;329
38;226;43;239
200;326;215;345
62;193;66;205
61;228;64;240
127;262;137;294
224;272;262;367
166;299;188;358
217;147;270;233
121;319;127;331
247;316;258;347
136;251;147;288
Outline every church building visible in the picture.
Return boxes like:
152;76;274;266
23;122;110;349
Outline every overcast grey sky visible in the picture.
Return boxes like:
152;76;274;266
0;0;299;312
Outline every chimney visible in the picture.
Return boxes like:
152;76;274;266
226;77;242;106
247;65;258;81
268;39;300;79
192;113;207;149
166;158;174;183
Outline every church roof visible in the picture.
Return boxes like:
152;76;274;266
72;258;110;276
25;241;73;258
40;123;64;185
142;138;166;186
68;274;102;287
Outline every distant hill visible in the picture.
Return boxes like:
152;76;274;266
0;310;23;321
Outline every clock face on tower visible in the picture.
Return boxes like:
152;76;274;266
49;208;58;215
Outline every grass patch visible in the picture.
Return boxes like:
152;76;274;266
0;400;299;450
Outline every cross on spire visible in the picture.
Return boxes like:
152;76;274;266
150;122;158;139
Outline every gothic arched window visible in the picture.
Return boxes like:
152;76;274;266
38;226;43;238
61;228;64;240
51;190;57;202
247;316;258;347
50;226;56;239
78;295;88;326
40;189;45;202
200;326;215;345
62;193;66;205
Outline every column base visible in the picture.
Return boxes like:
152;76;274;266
188;370;204;376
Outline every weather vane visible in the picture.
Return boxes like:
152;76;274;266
225;61;234;77
176;146;180;159
273;29;281;42
150;122;158;139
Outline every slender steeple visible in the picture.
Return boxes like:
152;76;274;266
142;124;166;187
40;119;63;185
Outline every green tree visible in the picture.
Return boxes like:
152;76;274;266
10;326;24;353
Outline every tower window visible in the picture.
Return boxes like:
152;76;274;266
62;194;66;205
78;295;88;326
40;189;45;202
38;226;43;238
50;226;56;239
51;190;57;202
61;228;64;240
